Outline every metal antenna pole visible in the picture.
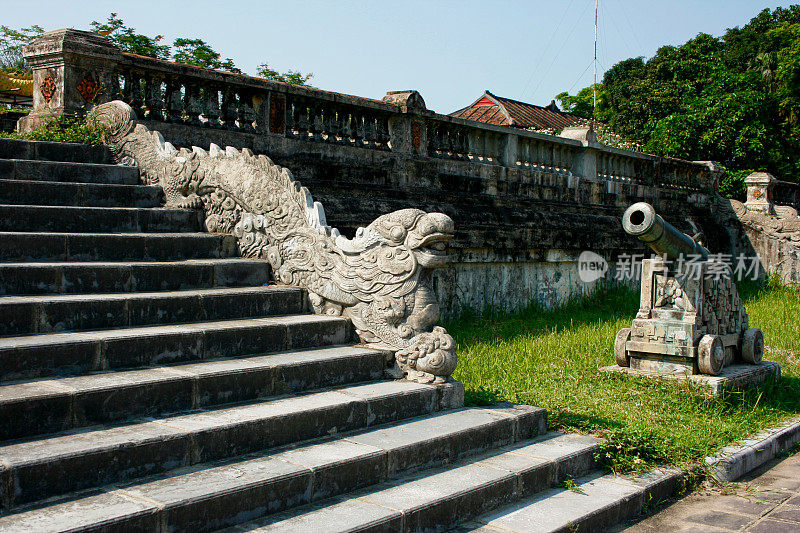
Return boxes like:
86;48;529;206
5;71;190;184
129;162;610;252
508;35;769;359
593;0;598;124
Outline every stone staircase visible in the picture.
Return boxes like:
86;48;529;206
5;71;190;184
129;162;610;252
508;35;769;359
0;138;678;532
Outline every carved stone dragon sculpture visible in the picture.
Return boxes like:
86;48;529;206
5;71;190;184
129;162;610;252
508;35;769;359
91;100;457;383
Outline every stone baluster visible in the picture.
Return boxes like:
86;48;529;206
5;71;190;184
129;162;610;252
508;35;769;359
202;86;221;128
237;90;256;133
426;123;439;157
555;146;564;174
327;106;342;144
183;83;203;126
451;127;462;160
308;101;322;142
338;109;351;144
252;91;268;134
143;74;163;122
442;127;453;158
486;132;497;163
553;145;563;173
126;72;144;116
220;87;237;130
531;141;542;170
296;98;310;139
319;104;332;142
352;112;365;147
163;79;184;123
363;114;377;148
284;97;297;137
470;130;481;161
376;115;390;150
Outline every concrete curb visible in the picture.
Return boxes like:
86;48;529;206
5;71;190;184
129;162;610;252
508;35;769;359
705;415;800;482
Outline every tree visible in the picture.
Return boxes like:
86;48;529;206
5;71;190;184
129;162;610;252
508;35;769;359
0;25;44;73
555;6;800;186
89;14;311;84
90;14;170;60
172;38;241;73
555;84;605;120
256;63;313;85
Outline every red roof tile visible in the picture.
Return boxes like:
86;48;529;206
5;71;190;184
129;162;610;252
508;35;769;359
450;91;588;132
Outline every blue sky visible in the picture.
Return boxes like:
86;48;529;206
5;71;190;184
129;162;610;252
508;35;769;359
3;1;797;113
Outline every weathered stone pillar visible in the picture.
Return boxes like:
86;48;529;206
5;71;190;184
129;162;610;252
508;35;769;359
560;125;597;183
502;133;518;167
19;29;121;132
744;172;776;215
383;90;429;156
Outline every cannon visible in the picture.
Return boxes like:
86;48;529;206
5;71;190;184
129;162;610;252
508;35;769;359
614;202;764;376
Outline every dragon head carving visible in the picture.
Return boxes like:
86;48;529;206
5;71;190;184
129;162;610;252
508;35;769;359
367;208;454;269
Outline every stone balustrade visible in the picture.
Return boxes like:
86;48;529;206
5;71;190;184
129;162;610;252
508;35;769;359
774;179;800;211
21;28;718;195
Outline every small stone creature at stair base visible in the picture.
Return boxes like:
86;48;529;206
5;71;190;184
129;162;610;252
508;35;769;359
603;202;778;393
90;100;457;383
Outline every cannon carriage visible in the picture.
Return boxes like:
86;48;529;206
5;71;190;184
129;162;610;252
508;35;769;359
614;202;764;376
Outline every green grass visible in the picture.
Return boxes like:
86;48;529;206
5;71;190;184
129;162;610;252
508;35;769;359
447;281;800;473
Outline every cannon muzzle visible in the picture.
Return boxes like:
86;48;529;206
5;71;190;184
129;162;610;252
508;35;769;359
622;202;709;262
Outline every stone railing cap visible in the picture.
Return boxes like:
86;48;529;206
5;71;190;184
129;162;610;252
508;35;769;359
745;172;777;184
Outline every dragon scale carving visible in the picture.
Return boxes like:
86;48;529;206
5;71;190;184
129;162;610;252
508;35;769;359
91;100;457;383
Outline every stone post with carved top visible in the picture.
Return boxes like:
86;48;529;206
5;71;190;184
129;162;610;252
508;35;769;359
744;172;777;215
19;29;121;132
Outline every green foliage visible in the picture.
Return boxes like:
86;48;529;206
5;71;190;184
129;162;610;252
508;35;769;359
558;6;800;185
88;14;311;84
256;63;313;85
556;85;605;120
447;283;800;473
0;115;106;145
0;24;43;74
90;14;170;60
172;38;241;73
718;168;753;201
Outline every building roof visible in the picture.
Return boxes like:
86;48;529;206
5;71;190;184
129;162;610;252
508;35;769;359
0;71;32;98
450;90;588;132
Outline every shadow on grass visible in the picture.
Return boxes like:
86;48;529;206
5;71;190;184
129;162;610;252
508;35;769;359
718;374;800;414
445;283;639;346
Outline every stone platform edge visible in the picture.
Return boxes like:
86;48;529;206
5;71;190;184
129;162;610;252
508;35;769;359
600;361;781;395
704;415;800;482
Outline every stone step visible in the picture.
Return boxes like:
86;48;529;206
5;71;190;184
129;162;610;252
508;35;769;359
0;380;468;509
0;345;388;441
454;469;683;533
0;286;304;336
0;178;164;207
0;138;111;164
0;158;138;184
0;232;239;262
0;204;201;233
0;404;550;532
0;314;353;382
0;258;271;296
224;431;600;533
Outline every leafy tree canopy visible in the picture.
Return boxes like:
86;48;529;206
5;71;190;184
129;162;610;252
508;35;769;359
556;5;800;193
172;38;240;73
256;63;313;85
88;13;311;84
90;13;170;59
0;25;44;74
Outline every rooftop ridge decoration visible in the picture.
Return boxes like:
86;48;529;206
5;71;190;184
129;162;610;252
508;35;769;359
91;100;458;383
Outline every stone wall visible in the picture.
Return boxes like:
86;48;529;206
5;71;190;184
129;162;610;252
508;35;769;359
712;174;800;284
22;29;732;315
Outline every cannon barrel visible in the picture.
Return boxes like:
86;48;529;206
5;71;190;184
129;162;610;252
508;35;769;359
622;202;709;262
